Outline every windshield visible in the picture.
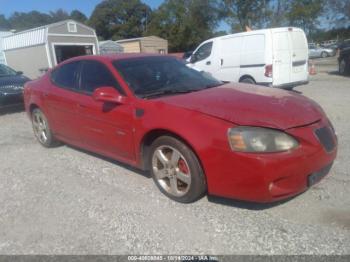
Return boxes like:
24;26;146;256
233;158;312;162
113;56;222;98
0;64;17;77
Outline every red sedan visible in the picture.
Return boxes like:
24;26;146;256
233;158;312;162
23;54;337;203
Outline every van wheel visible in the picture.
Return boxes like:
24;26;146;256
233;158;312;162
149;136;206;203
339;58;349;75
240;77;255;84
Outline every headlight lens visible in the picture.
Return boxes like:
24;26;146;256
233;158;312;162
228;127;299;153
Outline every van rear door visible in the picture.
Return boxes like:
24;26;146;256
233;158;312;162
272;31;291;86
290;30;308;83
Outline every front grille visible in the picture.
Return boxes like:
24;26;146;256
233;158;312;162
314;126;336;152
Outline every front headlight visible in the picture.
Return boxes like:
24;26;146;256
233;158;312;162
228;127;299;153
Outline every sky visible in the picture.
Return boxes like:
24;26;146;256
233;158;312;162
0;0;164;17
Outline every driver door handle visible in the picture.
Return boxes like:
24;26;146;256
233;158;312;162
206;61;211;65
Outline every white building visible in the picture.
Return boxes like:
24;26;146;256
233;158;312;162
2;20;99;78
0;31;14;65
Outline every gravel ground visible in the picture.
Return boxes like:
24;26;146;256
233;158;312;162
0;57;349;255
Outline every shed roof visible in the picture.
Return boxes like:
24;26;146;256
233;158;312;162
2;20;96;51
0;31;13;38
99;40;123;46
115;35;167;43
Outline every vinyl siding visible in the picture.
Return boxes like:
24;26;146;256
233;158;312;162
119;41;141;53
5;44;48;79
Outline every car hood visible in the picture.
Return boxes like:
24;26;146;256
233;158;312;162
156;84;324;130
0;75;30;94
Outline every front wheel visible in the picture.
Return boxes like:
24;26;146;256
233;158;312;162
31;108;61;147
321;51;328;58
149;136;206;203
239;77;255;84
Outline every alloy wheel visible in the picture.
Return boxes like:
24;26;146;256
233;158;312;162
152;145;191;197
32;110;48;144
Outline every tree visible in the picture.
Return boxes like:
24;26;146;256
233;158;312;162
325;0;350;28
49;9;70;23
147;0;221;52
268;0;290;27
8;11;52;31
286;0;325;35
70;10;88;23
0;14;10;30
89;0;152;40
222;0;271;32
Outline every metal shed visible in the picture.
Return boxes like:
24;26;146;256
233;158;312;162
116;36;168;54
99;40;124;54
0;31;13;65
2;20;98;78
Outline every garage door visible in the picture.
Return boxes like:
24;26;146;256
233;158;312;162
54;45;93;64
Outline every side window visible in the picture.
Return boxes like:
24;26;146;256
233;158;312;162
192;42;213;63
80;61;124;94
51;61;80;89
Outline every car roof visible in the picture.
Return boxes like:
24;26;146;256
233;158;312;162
61;53;172;65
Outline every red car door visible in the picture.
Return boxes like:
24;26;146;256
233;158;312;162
45;61;82;143
76;60;135;162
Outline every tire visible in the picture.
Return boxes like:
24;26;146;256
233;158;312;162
149;136;206;203
239;77;255;84
339;58;349;75
31;108;61;147
321;52;328;58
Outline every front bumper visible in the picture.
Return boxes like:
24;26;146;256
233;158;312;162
204;118;337;203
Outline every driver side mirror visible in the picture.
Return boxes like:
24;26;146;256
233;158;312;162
92;87;127;104
16;71;23;75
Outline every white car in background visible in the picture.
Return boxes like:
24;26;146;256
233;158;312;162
309;46;336;58
187;27;309;90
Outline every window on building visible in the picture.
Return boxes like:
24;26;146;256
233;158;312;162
67;22;77;33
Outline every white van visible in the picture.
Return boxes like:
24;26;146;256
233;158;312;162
187;27;309;89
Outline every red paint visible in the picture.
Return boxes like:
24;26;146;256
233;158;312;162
24;54;338;203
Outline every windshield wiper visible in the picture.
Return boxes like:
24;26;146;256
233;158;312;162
142;89;199;99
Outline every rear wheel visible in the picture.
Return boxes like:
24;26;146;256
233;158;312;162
149;136;206;203
239;77;255;84
31;108;61;147
321;51;328;58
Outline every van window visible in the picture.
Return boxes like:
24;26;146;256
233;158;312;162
192;42;213;63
